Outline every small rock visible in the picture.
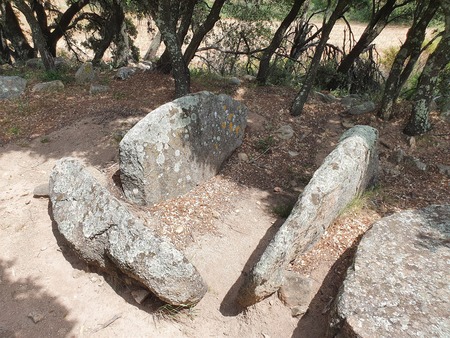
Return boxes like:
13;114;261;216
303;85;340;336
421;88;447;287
212;210;221;219
288;150;299;157
273;187;283;193
408;136;416;149
238;152;249;162
315;91;336;103
242;75;256;82
33;184;49;198
275;124;294;140
32;80;64;93
340;95;361;108
137;61;154;71
291;305;309;317
131;288;151;304
28;312;44;323
278;271;314;317
341;120;354;129
229;77;241;85
387;149;405;164
115;67;136;80
404;155;427;171
347;101;376;115
89;84;109;94
175;226;184;234
437;164;450;177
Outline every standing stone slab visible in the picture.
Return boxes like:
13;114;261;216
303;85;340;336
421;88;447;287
238;125;378;307
75;62;96;84
49;158;207;305
0;76;27;99
119;91;247;205
332;205;450;337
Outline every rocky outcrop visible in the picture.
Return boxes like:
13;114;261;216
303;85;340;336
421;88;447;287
0;76;27;99
332;205;450;337
49;158;207;306
238;125;378;307
119;91;247;205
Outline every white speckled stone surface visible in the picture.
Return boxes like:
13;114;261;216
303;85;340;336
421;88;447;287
333;205;450;337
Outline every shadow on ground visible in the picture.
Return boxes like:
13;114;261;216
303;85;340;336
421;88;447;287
219;218;285;316
291;246;357;338
0;258;76;337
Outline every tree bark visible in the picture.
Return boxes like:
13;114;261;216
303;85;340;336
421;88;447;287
92;0;125;66
256;0;307;85
12;0;55;70
183;0;227;66
379;0;437;120
0;1;35;61
0;24;11;63
144;29;161;61
404;0;450;135
327;0;402;90
152;1;191;98
291;0;353;116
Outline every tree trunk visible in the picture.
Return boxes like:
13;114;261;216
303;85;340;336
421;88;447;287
144;30;162;61
12;0;54;70
47;0;90;57
92;0;125;66
153;1;191;98
256;0;307;85
379;0;437;120
183;0;227;66
327;0;400;90
291;0;353;116
1;1;35;61
404;0;450;135
0;24;11;63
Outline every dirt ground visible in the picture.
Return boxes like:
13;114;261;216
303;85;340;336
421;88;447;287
1;68;449;338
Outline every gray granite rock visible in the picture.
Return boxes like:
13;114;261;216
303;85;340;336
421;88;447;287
119;91;247;205
238;125;378;307
0;76;27;99
331;205;450;338
49;158;207;305
278;271;314;317
32;80;64;93
75;62;96;84
89;84;109;94
437;163;450;177
33;184;49;198
347;101;376;115
115;67;136;80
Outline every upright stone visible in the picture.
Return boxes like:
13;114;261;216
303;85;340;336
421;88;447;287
332;205;450;337
119;91;247;205
49;158;207;306
75;62;96;84
238;125;378;306
0;76;27;99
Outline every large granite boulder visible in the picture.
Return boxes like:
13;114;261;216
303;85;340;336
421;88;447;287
0;76;27;99
119;91;247;205
332;205;450;337
238;125;378;307
49;158;207;305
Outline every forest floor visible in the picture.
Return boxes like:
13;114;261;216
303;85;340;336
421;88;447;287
0;68;449;338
